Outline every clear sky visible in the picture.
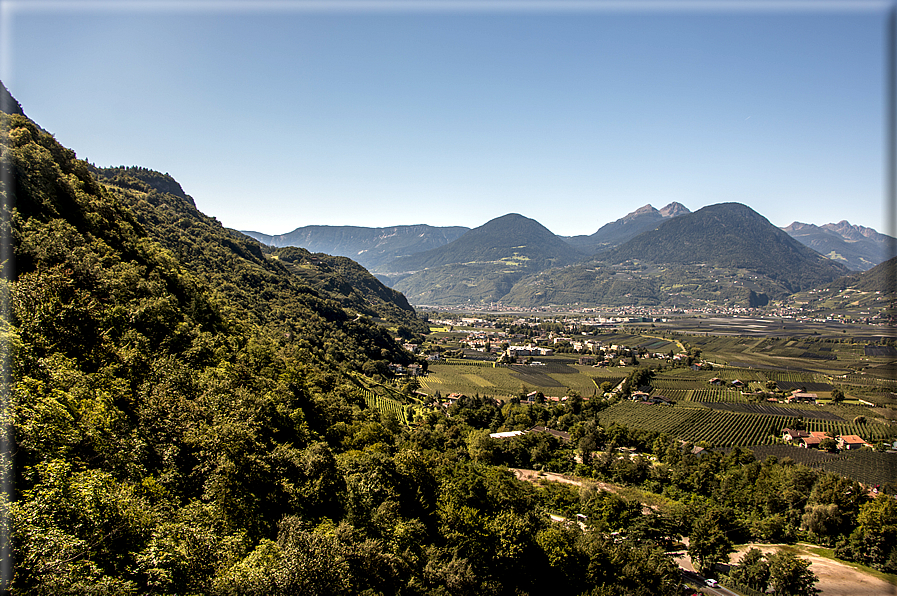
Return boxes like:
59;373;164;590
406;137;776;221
1;0;892;237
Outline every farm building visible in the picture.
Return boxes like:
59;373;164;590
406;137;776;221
788;391;818;403
783;428;810;443
837;435;871;450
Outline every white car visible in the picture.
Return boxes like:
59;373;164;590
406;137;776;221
705;578;719;588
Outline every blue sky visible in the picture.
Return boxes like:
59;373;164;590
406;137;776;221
1;1;891;236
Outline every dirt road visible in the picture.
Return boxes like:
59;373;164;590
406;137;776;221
509;468;619;492
727;544;895;596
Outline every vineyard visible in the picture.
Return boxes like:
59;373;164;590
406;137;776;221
597;401;897;449
819;449;897;487
598;402;785;448
743;445;897;487
700;402;846;421
360;389;416;426
684;389;751;403
740;444;841;467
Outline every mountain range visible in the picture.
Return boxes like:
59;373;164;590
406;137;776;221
246;199;888;307
781;220;895;272
390;203;852;307
246;203;892;276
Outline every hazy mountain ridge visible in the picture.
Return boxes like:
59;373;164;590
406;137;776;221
387;213;586;304
243;224;469;273
783;220;895;271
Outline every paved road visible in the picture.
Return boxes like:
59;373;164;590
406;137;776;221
679;568;739;596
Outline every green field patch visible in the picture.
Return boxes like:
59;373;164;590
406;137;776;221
462;373;494;387
548;373;602;394
509;367;565;388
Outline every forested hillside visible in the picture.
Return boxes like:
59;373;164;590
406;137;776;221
91;166;428;334
0;99;684;595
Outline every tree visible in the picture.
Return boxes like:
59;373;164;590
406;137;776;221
830;388;845;403
729;547;769;592
818;437;838;453
840;495;897;572
802;504;842;544
688;510;734;574
767;552;818;596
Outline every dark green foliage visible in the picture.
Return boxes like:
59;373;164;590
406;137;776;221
767;551;818;596
1;106;698;595
688;508;735;573
729;548;770;592
838;495;897;573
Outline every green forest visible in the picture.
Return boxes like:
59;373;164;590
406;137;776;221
2;99;896;595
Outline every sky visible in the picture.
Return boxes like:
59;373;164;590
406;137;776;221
1;0;893;237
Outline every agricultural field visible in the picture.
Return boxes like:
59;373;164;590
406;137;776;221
819;449;897;487
597;400;897;449
411;322;897;464
743;445;897;488
669;331;893;379
597;401;788;447
700;402;846;421
422;358;621;399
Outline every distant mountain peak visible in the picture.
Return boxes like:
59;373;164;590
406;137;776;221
388;212;581;273
659;202;690;218
782;219;893;271
783;221;817;232
821;220;880;241
624;204;659;221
